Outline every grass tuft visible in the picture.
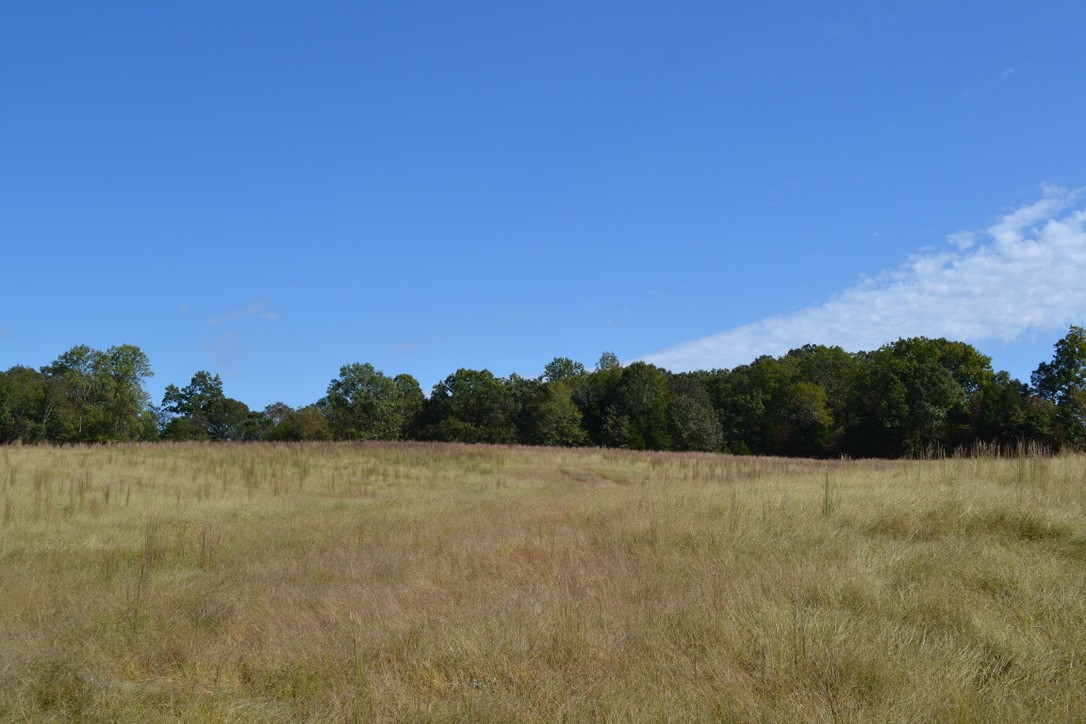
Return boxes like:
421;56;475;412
0;443;1084;720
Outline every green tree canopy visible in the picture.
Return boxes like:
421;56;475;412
39;344;154;442
526;380;589;447
422;368;516;444
844;338;992;457
615;362;672;450
970;371;1028;449
325;363;419;441
41;345;100;442
265;403;333;441
0;366;47;443
1032;325;1086;448
543;357;587;385
667;374;724;452
95;345;155;441
161;371;252;441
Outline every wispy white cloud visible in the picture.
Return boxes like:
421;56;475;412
200;299;281;375
0;326;11;337
987;186;1076;245
206;299;280;325
967;66;1020;100
641;187;1086;371
947;231;975;250
204;331;244;376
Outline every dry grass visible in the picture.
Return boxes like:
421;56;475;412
1;442;1085;722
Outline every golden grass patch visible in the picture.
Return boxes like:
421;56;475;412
1;443;1084;721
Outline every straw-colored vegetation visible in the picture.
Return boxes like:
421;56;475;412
1;442;1084;722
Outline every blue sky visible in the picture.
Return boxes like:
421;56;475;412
3;1;1086;409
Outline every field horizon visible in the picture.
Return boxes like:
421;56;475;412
2;441;1085;721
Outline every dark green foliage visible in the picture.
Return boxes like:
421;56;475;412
421;368;517;444
575;354;625;446
1032;325;1086;448
1023;396;1062;451
504;373;543;443
161;371;253;441
710;354;838;458
667;374;723;452
714;357;789;455
41;345;102;442
34;344;155;443
543;357;587;385
526;381;589;447
779;381;835;457
2;330;1080;458
845;353;910;458
596;352;621;372
264;403;333;441
393;374;425;438
970;372;1029;449
504;372;590;447
595;406;629;448
842;338;994;457
614;362;672;451
782;344;858;432
324;363;419;441
0;366;47;443
96;345;156;441
1031;325;1086;403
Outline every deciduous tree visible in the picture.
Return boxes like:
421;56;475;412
0;366;47;443
161;371;252;441
1032;325;1086;448
667;374;723;452
422;368;516;444
325;363;418;440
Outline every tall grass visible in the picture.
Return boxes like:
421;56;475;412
1;442;1084;721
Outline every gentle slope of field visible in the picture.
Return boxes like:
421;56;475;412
1;442;1085;721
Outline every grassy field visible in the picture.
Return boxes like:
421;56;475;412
1;442;1085;722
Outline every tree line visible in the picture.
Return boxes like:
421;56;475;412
2;326;1085;457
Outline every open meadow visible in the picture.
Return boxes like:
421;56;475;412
1;442;1085;722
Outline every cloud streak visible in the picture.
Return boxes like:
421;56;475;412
204;331;244;376
200;299;280;376
641;187;1086;371
206;299;280;325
